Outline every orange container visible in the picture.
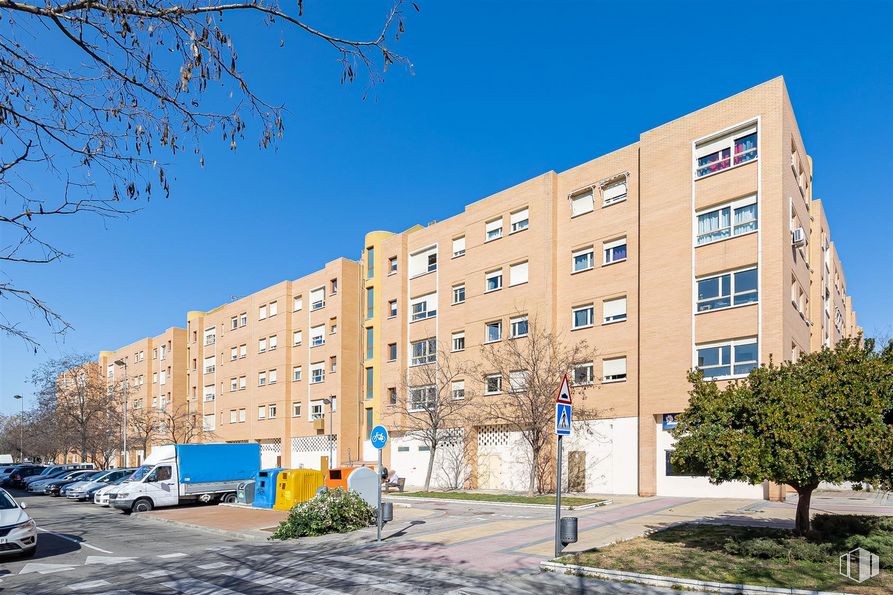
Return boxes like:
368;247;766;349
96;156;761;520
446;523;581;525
324;466;374;491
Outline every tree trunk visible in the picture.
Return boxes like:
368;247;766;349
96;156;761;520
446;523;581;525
527;448;537;497
423;445;436;491
794;485;816;534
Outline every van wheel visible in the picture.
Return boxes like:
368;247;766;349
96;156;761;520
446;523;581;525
221;493;237;504
132;498;153;513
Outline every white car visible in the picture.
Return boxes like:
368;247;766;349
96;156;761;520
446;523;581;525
94;483;121;507
0;489;37;557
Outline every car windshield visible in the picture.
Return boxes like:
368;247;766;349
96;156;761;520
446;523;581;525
1;467;14;473
128;466;152;482
0;492;18;510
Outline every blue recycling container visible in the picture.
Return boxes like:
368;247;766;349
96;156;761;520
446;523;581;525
252;468;286;509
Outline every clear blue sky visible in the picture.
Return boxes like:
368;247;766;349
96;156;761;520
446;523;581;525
2;0;892;415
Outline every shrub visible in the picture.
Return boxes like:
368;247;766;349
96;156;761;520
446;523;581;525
722;536;831;562
271;488;375;540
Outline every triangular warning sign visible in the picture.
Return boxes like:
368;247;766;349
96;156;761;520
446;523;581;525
556;374;572;404
557;407;571;431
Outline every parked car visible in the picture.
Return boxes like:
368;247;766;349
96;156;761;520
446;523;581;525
0;488;37;557
59;470;111;498
66;469;134;501
3;465;46;489
94;478;130;507
23;463;94;488
0;466;18;484
26;470;77;494
44;470;98;496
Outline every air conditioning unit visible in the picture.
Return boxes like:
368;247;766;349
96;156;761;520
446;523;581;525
791;227;806;246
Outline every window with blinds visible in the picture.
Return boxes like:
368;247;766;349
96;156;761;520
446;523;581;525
602;179;627;206
409;245;438;277
509;261;528;286
485;218;503;241
310;325;325;347
452;236;466;258
410;292;438;321
602;357;627;382
570;190;594;217
603;297;627;323
510;208;529;233
310;287;325;310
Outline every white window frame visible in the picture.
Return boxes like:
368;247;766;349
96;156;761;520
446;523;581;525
258;371;267;386
602;356;627;383
310;363;325;384
257;405;266;420
293;295;303;311
410;338;437;366
292;402;302;417
239;376;246;390
410;293;438;322
452;284;466;305
310;324;325;347
293;330;303;346
485;269;503;293
696;266;759;313
509;261;528;286
570;189;594;217
268;404;277;418
230;346;238;361
695;123;758;179
230;377;238;392
269;335;278;350
603;237;627;265
510;208;529;233
258;304;267;320
452;236;466;258
388;299;398;318
258;337;267;353
695;195;758;246
309;402;324;421
695;338;759;380
508;370;527;393
451;331;465;352
572;247;594;273
292;366;302;382
573;362;594;386
572;305;594;329
601;178;628;206
484;374;502;395
269;369;277;384
269;301;278;317
603;296;627;324
409;385;436;412
451;380;465;400
485;320;502;343
239;344;247;359
510;315;528;338
485;218;503;242
239;409;246;423
310;287;326;311
409;246;438;278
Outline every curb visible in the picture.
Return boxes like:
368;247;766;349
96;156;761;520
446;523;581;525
130;511;273;542
385;496;610;511
539;561;849;595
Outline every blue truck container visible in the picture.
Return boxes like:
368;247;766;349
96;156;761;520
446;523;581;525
253;468;286;509
175;443;261;485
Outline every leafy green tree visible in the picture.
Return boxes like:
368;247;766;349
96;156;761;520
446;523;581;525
671;338;893;534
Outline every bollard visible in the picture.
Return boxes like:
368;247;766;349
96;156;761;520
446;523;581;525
560;516;578;545
380;501;394;523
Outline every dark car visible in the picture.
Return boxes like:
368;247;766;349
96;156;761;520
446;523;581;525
45;470;100;496
3;465;45;489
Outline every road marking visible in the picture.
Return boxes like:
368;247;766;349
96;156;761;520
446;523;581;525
288;563;422;593
197;562;230;570
245;553;273;561
139;569;171;579
85;555;138;565
158;552;188;558
69;579;111;591
18;562;75;575
37;527;114;554
221;567;345;594
161;579;246;594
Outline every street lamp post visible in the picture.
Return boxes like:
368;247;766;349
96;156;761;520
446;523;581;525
13;395;23;463
114;359;129;467
322;397;334;470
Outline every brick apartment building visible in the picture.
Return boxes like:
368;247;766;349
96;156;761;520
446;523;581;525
96;77;859;498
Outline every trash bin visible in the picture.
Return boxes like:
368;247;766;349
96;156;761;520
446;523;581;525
253;468;286;509
236;480;255;505
325;465;374;492
273;469;325;511
346;466;379;507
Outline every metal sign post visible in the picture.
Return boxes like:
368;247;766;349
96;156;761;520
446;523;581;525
554;374;572;558
370;424;389;543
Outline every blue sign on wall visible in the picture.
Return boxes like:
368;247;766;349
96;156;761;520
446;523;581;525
662;413;680;430
370;425;389;449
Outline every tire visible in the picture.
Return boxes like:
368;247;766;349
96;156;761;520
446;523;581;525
131;498;153;513
20;546;36;558
221;492;237;504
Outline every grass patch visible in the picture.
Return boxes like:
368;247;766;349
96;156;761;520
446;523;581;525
399;491;604;507
563;515;892;594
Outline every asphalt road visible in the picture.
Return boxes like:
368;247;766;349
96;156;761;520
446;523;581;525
0;490;686;594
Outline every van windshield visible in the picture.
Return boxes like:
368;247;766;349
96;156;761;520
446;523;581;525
128;466;152;482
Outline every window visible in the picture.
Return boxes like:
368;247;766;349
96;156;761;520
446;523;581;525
366;327;374;360
409;385;435;411
269;369;277;384
570;189;594;217
310;325;325;347
153;348;158;359
310;402;324;421
603;297;627;324
508;370;528;392
203;385;215;402
258;371;267;386
310;362;325;384
485;218;503;241
330;320;337;335
329;356;337;373
410;338;437;366
366;287;374;319
602;179;627;206
231;316;238;330
258;405;266;420
269;335;278;351
572;247;594;272
509;261;528;286
695;124;758;178
230;410;237;424
258;305;267;320
203;356;215;374
293;295;303;311
239;408;246;423
387;343;397;361
410;293;438;321
452;284;466;305
697;268;758;312
485;270;503;292
153;372;158;384
230;377;238;391
409;246;437;277
310;287;325;311
388;299;397;317
292;366;302;381
292;402;302;417
269;301;278;317
203;328;216;346
388;387;398;405
388;256;397;275
602;357;627;382
230;346;238;361
603;237;627;265
258;337;267;353
239;313;247;327
268;404;277;419
510;315;528;338
365;408;374;439
367;246;375;279
696;339;758;379
485;320;502;343
510;208;529;233
485;374;502;395
573;363;594;385
239;376;246;390
451;380;465;400
451;331;465;352
239;344;247;359
366;367;374;400
696;195;758;245
452;236;466;258
293;330;303;346
572;305;594;329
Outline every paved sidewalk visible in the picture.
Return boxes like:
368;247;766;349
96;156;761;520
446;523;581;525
139;503;288;539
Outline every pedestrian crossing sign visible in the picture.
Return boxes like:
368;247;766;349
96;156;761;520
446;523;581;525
555;402;572;436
